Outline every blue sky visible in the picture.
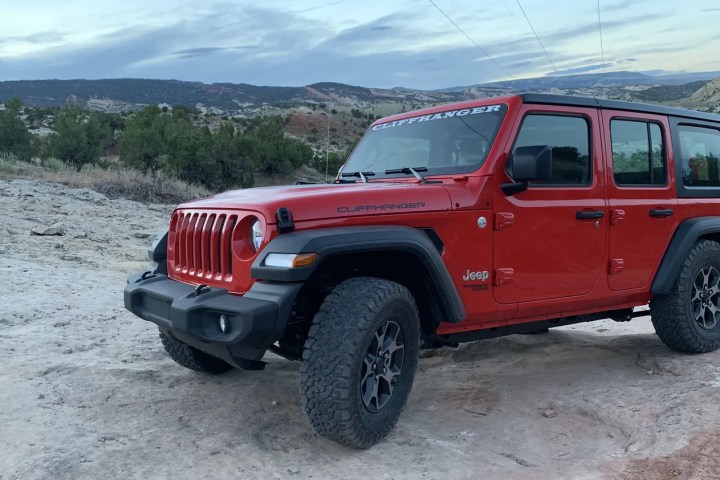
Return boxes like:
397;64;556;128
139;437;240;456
0;0;719;89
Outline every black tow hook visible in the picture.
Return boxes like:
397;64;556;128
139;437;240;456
140;271;155;281
195;284;211;297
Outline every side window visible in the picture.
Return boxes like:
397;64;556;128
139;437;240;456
610;120;666;186
679;125;720;187
512;114;591;185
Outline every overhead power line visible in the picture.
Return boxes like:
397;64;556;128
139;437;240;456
515;0;558;73
597;0;606;72
427;0;516;81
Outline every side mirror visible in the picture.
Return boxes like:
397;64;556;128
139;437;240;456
502;145;552;195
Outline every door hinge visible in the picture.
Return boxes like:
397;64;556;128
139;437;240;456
494;212;515;230
609;258;624;274
494;268;514;286
611;209;625;225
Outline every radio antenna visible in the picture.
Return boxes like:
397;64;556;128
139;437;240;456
325;107;330;183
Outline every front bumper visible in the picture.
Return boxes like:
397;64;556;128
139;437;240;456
124;272;301;369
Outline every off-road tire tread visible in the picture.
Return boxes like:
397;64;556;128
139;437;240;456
300;277;419;449
159;332;234;374
650;240;720;353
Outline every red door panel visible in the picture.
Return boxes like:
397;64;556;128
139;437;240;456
601;111;678;291
493;105;607;305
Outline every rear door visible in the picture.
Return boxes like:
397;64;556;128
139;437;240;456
493;105;607;305
601;111;678;290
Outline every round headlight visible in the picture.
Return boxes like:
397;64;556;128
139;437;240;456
250;219;263;252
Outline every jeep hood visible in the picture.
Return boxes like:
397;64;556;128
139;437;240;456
179;182;452;223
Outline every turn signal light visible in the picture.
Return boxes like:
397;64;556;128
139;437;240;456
291;253;318;268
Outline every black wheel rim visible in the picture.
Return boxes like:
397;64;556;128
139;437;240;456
691;266;720;330
360;320;405;413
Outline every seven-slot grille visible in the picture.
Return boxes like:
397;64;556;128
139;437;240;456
172;211;238;279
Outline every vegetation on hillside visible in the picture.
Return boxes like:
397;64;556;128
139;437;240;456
3;75;717;201
0;99;326;192
0;78;463;111
633;81;709;102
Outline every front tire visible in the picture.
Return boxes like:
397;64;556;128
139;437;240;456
650;240;720;353
300;277;420;448
159;331;234;374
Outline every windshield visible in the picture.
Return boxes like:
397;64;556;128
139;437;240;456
341;103;507;179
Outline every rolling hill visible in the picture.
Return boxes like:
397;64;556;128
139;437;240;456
1;72;718;118
691;77;720;112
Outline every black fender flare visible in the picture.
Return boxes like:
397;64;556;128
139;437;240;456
149;231;168;275
251;226;466;323
652;217;720;295
149;231;168;262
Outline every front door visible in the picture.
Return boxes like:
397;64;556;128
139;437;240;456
601;111;678;290
493;105;607;305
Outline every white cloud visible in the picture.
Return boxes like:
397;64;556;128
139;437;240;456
0;0;718;88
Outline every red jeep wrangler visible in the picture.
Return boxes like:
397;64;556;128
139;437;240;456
125;94;720;448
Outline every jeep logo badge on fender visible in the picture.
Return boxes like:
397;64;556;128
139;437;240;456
463;270;489;282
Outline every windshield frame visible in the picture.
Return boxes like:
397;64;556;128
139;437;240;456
340;102;508;180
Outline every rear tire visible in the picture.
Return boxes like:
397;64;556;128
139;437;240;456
650;240;720;353
300;277;420;448
159;331;234;374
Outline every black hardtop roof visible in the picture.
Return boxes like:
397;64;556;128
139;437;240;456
520;93;720;124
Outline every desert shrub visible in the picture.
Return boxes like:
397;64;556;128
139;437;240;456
0;152;20;174
85;165;210;204
0;154;208;204
40;157;66;171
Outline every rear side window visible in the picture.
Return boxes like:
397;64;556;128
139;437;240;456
679;125;720;187
512;114;591;185
610;120;666;186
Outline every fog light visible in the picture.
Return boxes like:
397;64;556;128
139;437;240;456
218;314;230;334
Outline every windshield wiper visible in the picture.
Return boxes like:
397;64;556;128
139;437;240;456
340;171;375;183
384;167;441;184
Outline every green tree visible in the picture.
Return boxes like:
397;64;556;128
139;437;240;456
120;106;170;172
6;97;23;116
248;117;294;174
211;123;254;189
0;97;33;160
45;107;113;169
120;110;309;189
312;140;359;179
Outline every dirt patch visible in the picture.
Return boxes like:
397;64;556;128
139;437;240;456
283;108;367;148
618;431;720;479
2;179;720;479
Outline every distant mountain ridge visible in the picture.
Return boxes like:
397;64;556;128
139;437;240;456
1;71;718;115
0;78;468;112
445;70;720;92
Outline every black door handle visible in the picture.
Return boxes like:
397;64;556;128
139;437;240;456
576;211;605;220
650;208;673;218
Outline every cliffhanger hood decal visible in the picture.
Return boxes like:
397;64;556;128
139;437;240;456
371;104;503;131
338;202;426;213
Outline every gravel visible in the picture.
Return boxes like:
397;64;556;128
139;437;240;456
2;179;720;479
